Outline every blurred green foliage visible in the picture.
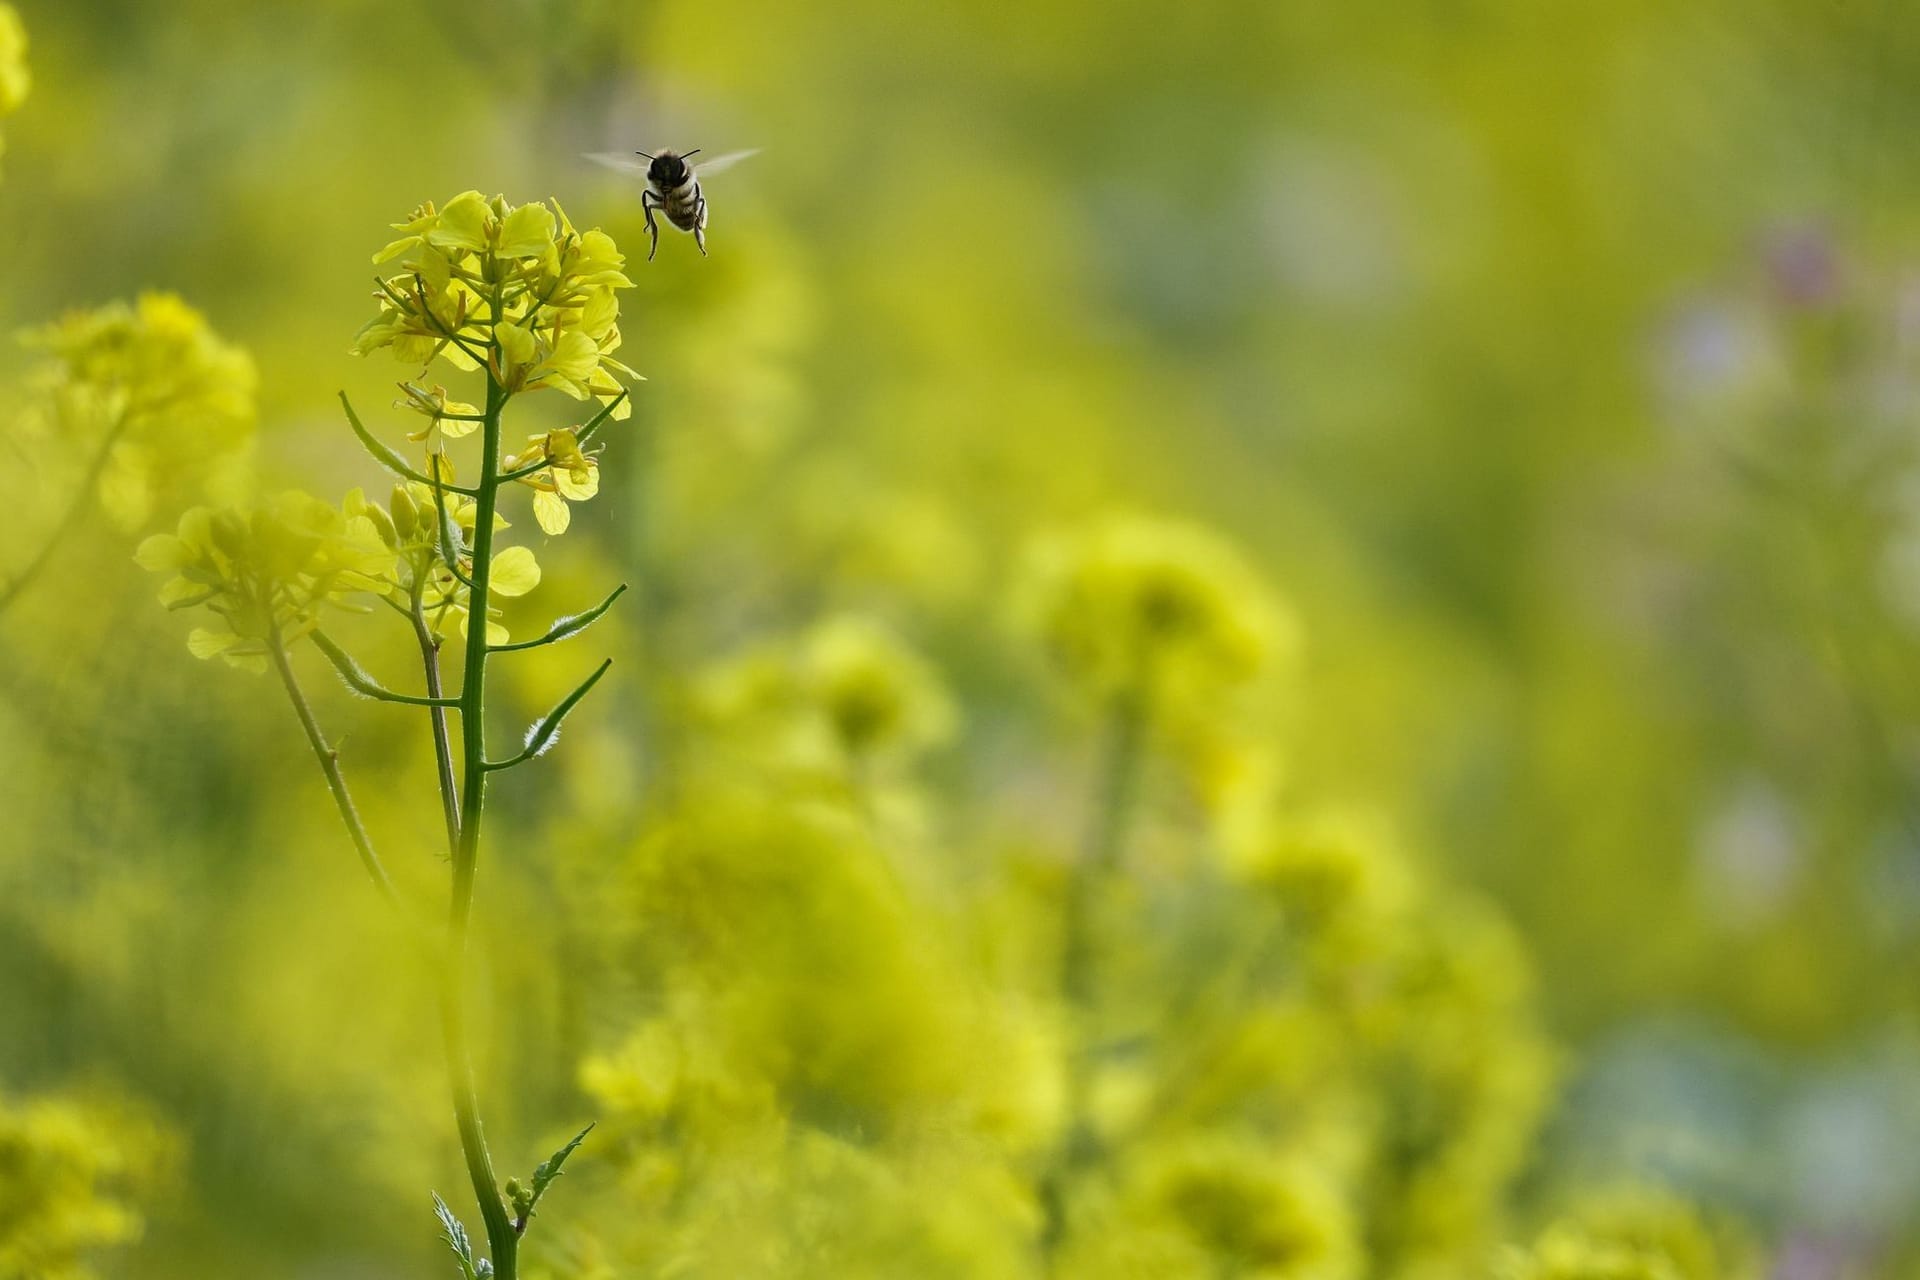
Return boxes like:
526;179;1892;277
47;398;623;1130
3;0;1919;1275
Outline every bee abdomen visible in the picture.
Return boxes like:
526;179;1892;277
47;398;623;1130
653;178;703;231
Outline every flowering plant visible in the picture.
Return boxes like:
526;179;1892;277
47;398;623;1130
136;192;637;1280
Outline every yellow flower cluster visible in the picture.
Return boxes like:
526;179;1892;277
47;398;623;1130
693;614;958;778
1015;514;1295;703
135;491;395;672
19;293;256;529
1062;1140;1358;1280
1504;1190;1753;1280
0;1090;174;1280
0;4;26;166
347;483;540;642
574;794;1050;1273
356;192;635;416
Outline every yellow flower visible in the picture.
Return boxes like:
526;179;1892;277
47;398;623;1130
0;4;27;123
134;491;396;672
1505;1189;1752;1280
20;294;256;528
694;614;958;775
356;192;637;419
394;380;482;445
1227;809;1413;935
0;1090;175;1280
1141;1143;1356;1280
1065;1140;1358;1280
504;427;601;535
348;482;538;643
0;3;26;177
802;615;958;761
1014;514;1294;703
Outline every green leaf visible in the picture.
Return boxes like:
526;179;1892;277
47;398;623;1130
339;392;474;494
532;1122;593;1201
489;583;628;653
433;1193;483;1280
485;661;612;771
515;1123;594;1233
312;631;457;706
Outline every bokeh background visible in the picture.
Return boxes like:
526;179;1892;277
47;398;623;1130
3;0;1919;1275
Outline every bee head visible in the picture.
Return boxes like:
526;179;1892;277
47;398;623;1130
645;151;694;185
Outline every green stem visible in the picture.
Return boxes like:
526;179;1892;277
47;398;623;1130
1061;683;1149;1007
443;369;520;1279
411;582;462;852
1040;679;1150;1266
0;412;131;618
266;635;401;909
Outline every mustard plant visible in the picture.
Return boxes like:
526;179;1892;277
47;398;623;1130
138;191;637;1279
1;294;255;616
1014;514;1293;1263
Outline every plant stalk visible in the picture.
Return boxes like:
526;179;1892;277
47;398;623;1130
267;635;400;909
443;368;520;1278
0;413;132;618
1040;678;1151;1264
410;582;462;852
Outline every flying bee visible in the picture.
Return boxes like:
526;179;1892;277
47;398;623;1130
584;147;760;260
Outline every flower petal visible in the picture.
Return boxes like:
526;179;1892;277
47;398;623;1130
533;489;571;536
489;545;542;597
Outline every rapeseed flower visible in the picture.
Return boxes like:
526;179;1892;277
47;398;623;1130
134;491;395;672
1015;514;1294;703
345;482;539;641
1504;1189;1752;1280
504;427;600;536
356;192;636;418
394;380;483;446
693;614;957;778
0;1090;175;1280
20;294;256;528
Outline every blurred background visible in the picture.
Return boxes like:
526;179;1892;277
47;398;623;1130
3;0;1920;1275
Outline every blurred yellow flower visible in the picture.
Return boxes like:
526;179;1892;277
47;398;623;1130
0;1090;175;1280
1014;514;1295;704
19;293;256;529
693;613;958;777
0;4;27;125
1504;1189;1753;1280
804;614;958;761
134;491;396;672
1063;1139;1358;1280
1227;808;1413;938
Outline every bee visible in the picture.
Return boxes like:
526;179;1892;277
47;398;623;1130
584;147;760;260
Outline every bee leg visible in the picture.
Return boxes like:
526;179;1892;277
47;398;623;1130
693;194;708;256
641;191;661;261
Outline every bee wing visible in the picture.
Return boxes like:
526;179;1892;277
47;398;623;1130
692;149;761;176
583;151;653;177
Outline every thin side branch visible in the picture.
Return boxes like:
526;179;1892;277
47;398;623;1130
0;412;132;617
498;390;629;483
484;658;613;771
488;583;628;653
339;391;479;495
312;630;459;706
267;637;402;908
